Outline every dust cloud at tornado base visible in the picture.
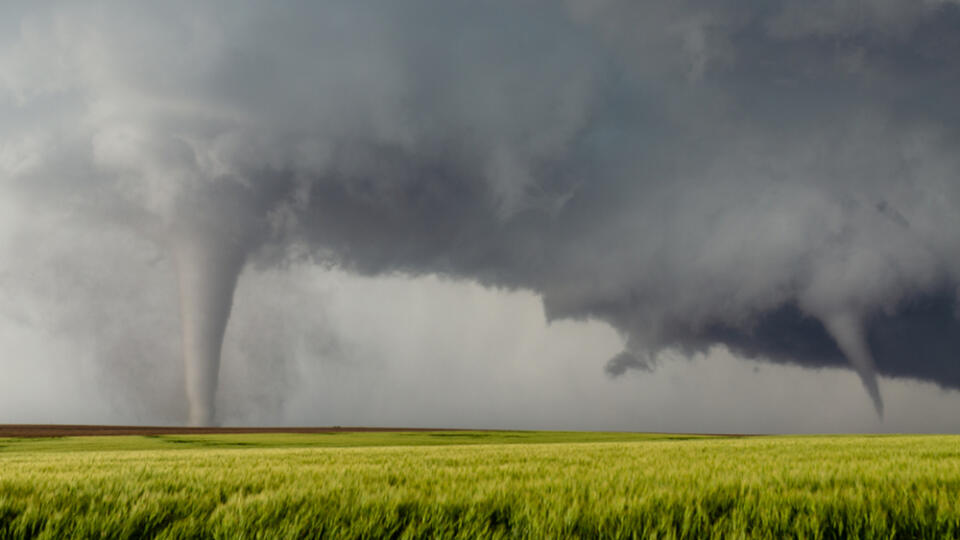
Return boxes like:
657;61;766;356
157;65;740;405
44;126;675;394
2;1;960;426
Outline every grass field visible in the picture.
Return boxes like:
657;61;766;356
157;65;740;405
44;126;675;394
2;431;960;538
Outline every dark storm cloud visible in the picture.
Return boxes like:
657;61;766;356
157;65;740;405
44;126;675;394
3;0;960;420
604;352;652;377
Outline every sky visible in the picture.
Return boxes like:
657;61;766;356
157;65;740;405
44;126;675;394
2;1;960;431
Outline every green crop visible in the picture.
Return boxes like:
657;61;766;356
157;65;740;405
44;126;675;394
2;433;959;538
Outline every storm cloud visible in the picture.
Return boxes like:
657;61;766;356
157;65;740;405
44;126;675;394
2;0;960;423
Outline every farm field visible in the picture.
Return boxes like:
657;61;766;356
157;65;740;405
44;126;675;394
2;430;960;538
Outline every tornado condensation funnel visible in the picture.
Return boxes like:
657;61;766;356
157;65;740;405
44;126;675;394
173;230;246;426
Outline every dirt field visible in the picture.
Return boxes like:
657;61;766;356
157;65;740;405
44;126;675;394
0;424;458;438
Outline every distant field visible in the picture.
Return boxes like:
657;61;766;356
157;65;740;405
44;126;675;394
2;431;959;538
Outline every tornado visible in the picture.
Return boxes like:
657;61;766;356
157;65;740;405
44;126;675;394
8;0;960;429
822;312;884;418
172;227;247;426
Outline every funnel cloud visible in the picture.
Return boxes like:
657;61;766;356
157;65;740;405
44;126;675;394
3;1;960;425
173;229;245;426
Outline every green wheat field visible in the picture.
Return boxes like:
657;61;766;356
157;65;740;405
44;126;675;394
2;431;960;538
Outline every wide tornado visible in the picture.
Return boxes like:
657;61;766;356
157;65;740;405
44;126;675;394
173;227;247;426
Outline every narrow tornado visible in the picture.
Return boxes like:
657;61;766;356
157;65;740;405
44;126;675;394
822;312;884;418
173;229;247;426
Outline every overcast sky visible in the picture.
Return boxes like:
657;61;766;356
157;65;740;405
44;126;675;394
3;1;960;431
